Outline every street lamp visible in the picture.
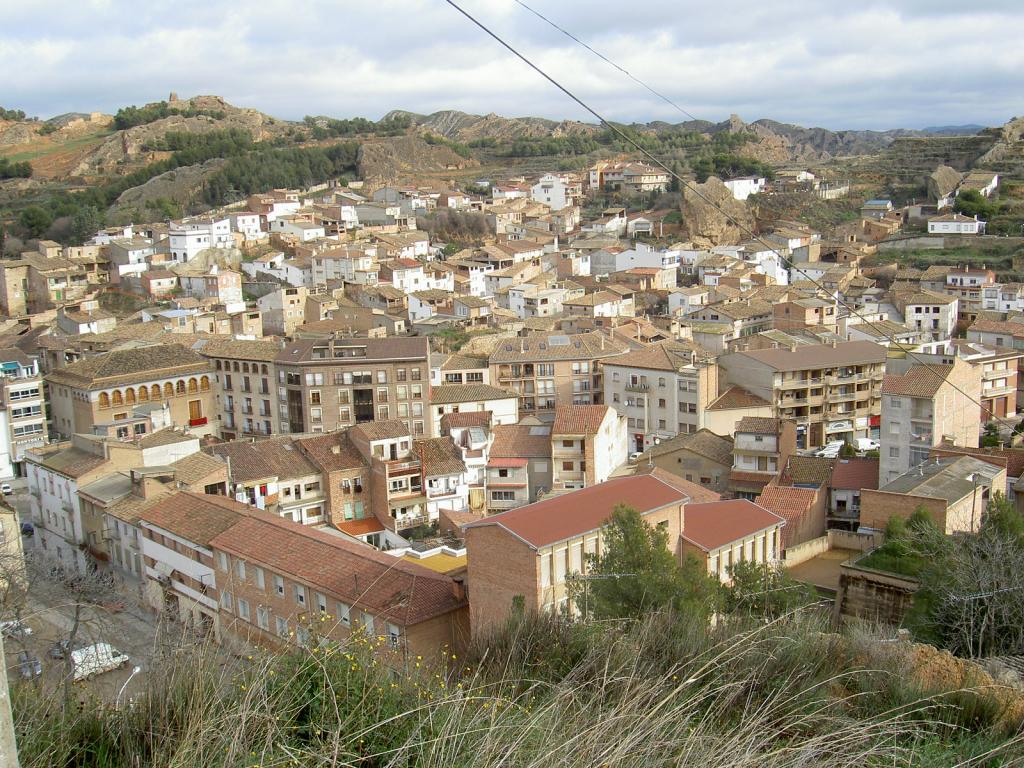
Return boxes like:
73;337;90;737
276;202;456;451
116;666;142;709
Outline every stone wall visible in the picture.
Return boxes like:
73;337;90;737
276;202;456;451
833;560;919;626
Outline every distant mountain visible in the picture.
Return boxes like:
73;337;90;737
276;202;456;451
920;124;986;136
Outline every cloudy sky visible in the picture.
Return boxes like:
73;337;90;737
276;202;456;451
2;0;1022;130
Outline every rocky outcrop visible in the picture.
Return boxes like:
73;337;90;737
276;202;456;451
975;116;1024;178
384;109;598;142
0;121;39;147
679;177;756;247
927;165;963;203
106;158;229;222
357;136;479;185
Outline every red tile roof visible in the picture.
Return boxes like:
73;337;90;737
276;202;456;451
681;500;784;552
830;458;880;491
735;416;781;435
491;424;552;458
440;411;491;434
466;475;688;548
706;385;770;411
881;365;952;398
140;491;249;546
211;513;465;626
336;518;385;536
755;485;815;546
551;404;612;435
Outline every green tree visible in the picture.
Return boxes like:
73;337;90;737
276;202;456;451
19;205;52;237
981;421;1000;447
724;561;817;620
576;505;718;621
69;206;102;245
954;189;998;220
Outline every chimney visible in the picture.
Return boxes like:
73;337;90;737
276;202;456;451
451;577;466;602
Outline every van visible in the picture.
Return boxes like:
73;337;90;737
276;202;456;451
70;643;130;681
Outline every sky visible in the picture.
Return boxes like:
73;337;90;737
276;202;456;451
1;0;1022;131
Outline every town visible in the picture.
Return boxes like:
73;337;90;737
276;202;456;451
1;90;1024;765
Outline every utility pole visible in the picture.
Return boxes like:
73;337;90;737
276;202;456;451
0;632;20;768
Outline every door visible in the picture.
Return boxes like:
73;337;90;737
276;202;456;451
188;399;202;420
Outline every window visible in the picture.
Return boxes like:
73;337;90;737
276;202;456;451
255;567;265;590
336;602;351;626
221;591;233;611
218;551;228;570
316;592;328;614
362;613;375;635
562;461;574;471
294;585;306;606
257;606;270;631
890;397;902;409
889;447;900;458
387;623;401;649
491;490;515;501
310;390;321;405
276;617;289;637
274;575;285;596
237;598;250;621
377;370;388;384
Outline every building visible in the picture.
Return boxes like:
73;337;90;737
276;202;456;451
168;217;232;262
488;333;628;419
859;455;1003;535
718;341;887;449
892;290;958;342
603;340;718;452
550;405;628;491
928;213;985;235
829;457;879;529
729;417;797;499
879;359;982;484
487;422;553;510
464;475;689;637
634;429;734;497
276;337;431;437
0;348;46;479
701;385;773;436
429;384;518;437
198;339;283;440
257;287;309;337
680;500;784;584
45;344;216;439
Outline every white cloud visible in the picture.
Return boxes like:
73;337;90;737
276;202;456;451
0;0;1021;129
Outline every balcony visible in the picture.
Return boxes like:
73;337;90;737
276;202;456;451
189;417;208;427
386;459;420;476
625;383;650;393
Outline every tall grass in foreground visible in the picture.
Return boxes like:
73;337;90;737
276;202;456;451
11;610;1024;767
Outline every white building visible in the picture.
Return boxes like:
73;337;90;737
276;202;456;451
272;216;327;242
928;213;986;235
168;217;233;263
723;176;767;201
230;212;264;241
0;350;45;479
531;174;573;211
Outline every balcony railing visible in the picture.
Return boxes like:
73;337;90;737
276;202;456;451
189;417;208;427
624;383;650;392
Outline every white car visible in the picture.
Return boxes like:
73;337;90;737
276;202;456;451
814;441;846;458
0;483;11;495
71;643;130;681
628;452;643;464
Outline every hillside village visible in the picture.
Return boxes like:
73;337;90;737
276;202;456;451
1;95;1024;680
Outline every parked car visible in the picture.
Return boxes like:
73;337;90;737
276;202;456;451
71;643;130;681
0;482;11;495
20;522;33;536
628;452;643;464
855;438;880;454
18;651;42;680
814;441;846;458
48;639;72;659
0;620;33;640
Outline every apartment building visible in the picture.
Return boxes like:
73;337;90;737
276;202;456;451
690;299;774;339
199;339;283;440
489;332;627;419
276;337;430;437
429;384;518;437
464;475;689;637
680;500;784;584
487;422;553;511
719;341;887;450
45;344;216;439
349;420;429;534
879;358;982;485
550;405;627;491
729;417;797;499
892;289;958;342
0;348;46;479
603;340;718;453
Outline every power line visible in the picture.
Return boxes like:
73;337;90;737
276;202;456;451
443;0;1019;436
512;0;702;124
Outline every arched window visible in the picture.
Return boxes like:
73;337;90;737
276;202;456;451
200;376;210;391
164;383;174;398
261;365;268;375
138;386;149;402
233;361;240;372
111;390;123;406
125;388;136;404
176;380;186;395
152;384;162;400
188;378;198;394
98;392;110;409
215;360;222;370
242;363;249;373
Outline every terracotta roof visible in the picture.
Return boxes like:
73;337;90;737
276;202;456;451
295;430;366;473
968;319;1024;339
830;458;880;491
930;445;1024;479
439;411;491;434
193;338;283;362
552;404;612;435
414;438;467;477
336;517;385;536
881;365;952;398
644;428;734;467
681;500;784;552
602;339;710;372
782;456;835;487
206;437;318;483
488;332;628;363
140;491;249;546
755;485;815;546
487;457;528;468
466;475;689;548
430;384;517;405
626;465;721;503
729;470;776;486
46;344;211;388
441;354;488;371
170;452;226;487
726;341;886;371
211;513;465;625
490;424;552;459
277;336;428;364
352;420;410;442
735;417;781;435
706;386;770;411
33;446;107;479
137;428;196;449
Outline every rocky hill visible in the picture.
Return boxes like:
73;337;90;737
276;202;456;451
357;135;479;186
383;109;597;142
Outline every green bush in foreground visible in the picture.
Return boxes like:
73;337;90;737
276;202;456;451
11;610;1024;767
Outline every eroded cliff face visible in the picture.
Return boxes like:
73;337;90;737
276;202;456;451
679;176;756;247
357;136;479;186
